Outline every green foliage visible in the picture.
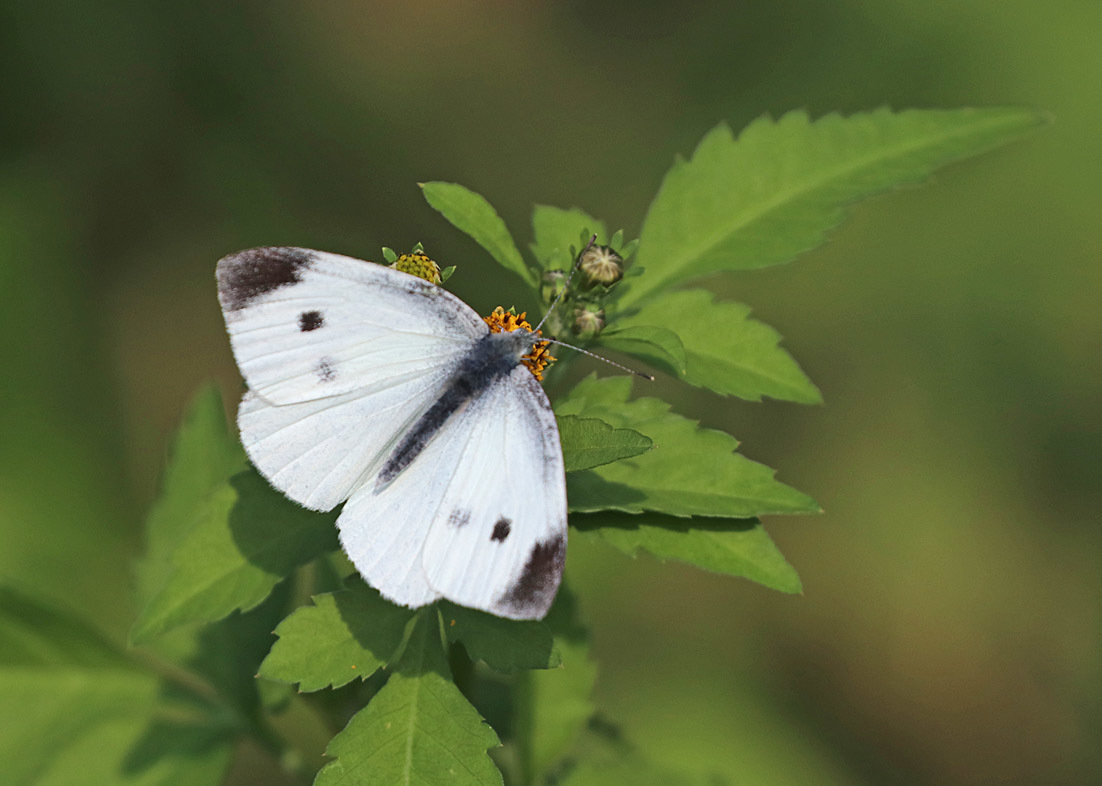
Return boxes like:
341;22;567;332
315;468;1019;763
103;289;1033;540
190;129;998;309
623;107;1046;306
130;470;338;644
558;376;819;518
0;109;1035;785
421;181;536;288
0;586;233;786
610;290;821;403
594;324;687;379
133;386;247;609
573;512;801;594
259;581;414;692
530;205;607;272
314;611;502;786
442;603;560;673
511;585;598;782
557;415;654;472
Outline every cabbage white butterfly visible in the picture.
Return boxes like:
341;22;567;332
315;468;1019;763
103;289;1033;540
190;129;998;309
217;247;567;620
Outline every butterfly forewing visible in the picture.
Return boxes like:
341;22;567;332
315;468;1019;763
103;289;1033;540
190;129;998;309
217;247;487;405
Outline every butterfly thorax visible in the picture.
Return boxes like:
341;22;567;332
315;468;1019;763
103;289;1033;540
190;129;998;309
375;329;536;488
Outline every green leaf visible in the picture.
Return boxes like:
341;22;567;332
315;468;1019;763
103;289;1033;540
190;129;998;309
316;611;502;786
617;290;821;403
573;512;801;593
594;325;687;378
130;470;338;645
381;247;398;263
513;585;597;782
440;264;457;283
189;582;294;715
134;386;247;609
624;107;1046;305
557;376;819;518
530;205;607;272
0;586;232;786
441;603;559;672
259;581;414;692
558;415;654;473
421;181;535;288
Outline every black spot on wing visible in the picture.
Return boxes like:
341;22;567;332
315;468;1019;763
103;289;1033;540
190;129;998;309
317;357;337;382
496;534;565;618
491;518;511;542
448;509;470;528
298;310;324;331
217;247;314;312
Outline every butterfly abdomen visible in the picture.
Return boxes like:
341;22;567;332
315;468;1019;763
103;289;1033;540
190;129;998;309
375;330;533;487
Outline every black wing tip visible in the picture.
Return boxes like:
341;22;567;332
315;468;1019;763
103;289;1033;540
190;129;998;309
494;533;566;619
216;246;316;313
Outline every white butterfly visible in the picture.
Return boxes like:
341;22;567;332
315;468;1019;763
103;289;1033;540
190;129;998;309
216;247;567;620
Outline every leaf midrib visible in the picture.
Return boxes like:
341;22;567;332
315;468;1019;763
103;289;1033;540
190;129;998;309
638;112;1026;299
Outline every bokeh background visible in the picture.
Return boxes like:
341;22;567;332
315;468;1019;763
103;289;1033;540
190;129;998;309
2;1;1099;783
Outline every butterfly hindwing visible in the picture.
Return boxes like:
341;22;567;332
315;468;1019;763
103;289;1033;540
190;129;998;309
337;365;567;619
422;365;568;619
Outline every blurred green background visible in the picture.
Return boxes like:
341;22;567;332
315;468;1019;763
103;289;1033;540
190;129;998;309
1;0;1098;783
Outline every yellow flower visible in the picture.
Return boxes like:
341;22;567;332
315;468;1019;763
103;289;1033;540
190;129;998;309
483;306;556;381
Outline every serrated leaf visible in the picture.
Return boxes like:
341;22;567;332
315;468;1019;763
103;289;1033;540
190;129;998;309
441;603;559;672
135;386;247;608
557;376;819;518
130;470;338;645
0;586;233;786
594;325;687;378
259;581;414;692
316;611;502;786
558;415;654;473
624;107;1046;305
530;205;607;272
573;512;801;593
421;181;535;288
513;584;597;782
618;290;821;403
189;582;294;715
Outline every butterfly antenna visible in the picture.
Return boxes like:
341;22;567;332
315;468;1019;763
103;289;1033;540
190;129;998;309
533;234;597;334
539;337;655;381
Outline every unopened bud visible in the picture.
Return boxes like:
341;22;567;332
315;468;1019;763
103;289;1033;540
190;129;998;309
391;252;441;284
578;245;623;287
573;307;605;339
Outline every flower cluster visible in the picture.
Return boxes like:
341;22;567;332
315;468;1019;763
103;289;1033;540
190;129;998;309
482;306;555;381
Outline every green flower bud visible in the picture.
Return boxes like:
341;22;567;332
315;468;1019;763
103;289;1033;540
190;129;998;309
573;306;605;339
578;245;624;287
